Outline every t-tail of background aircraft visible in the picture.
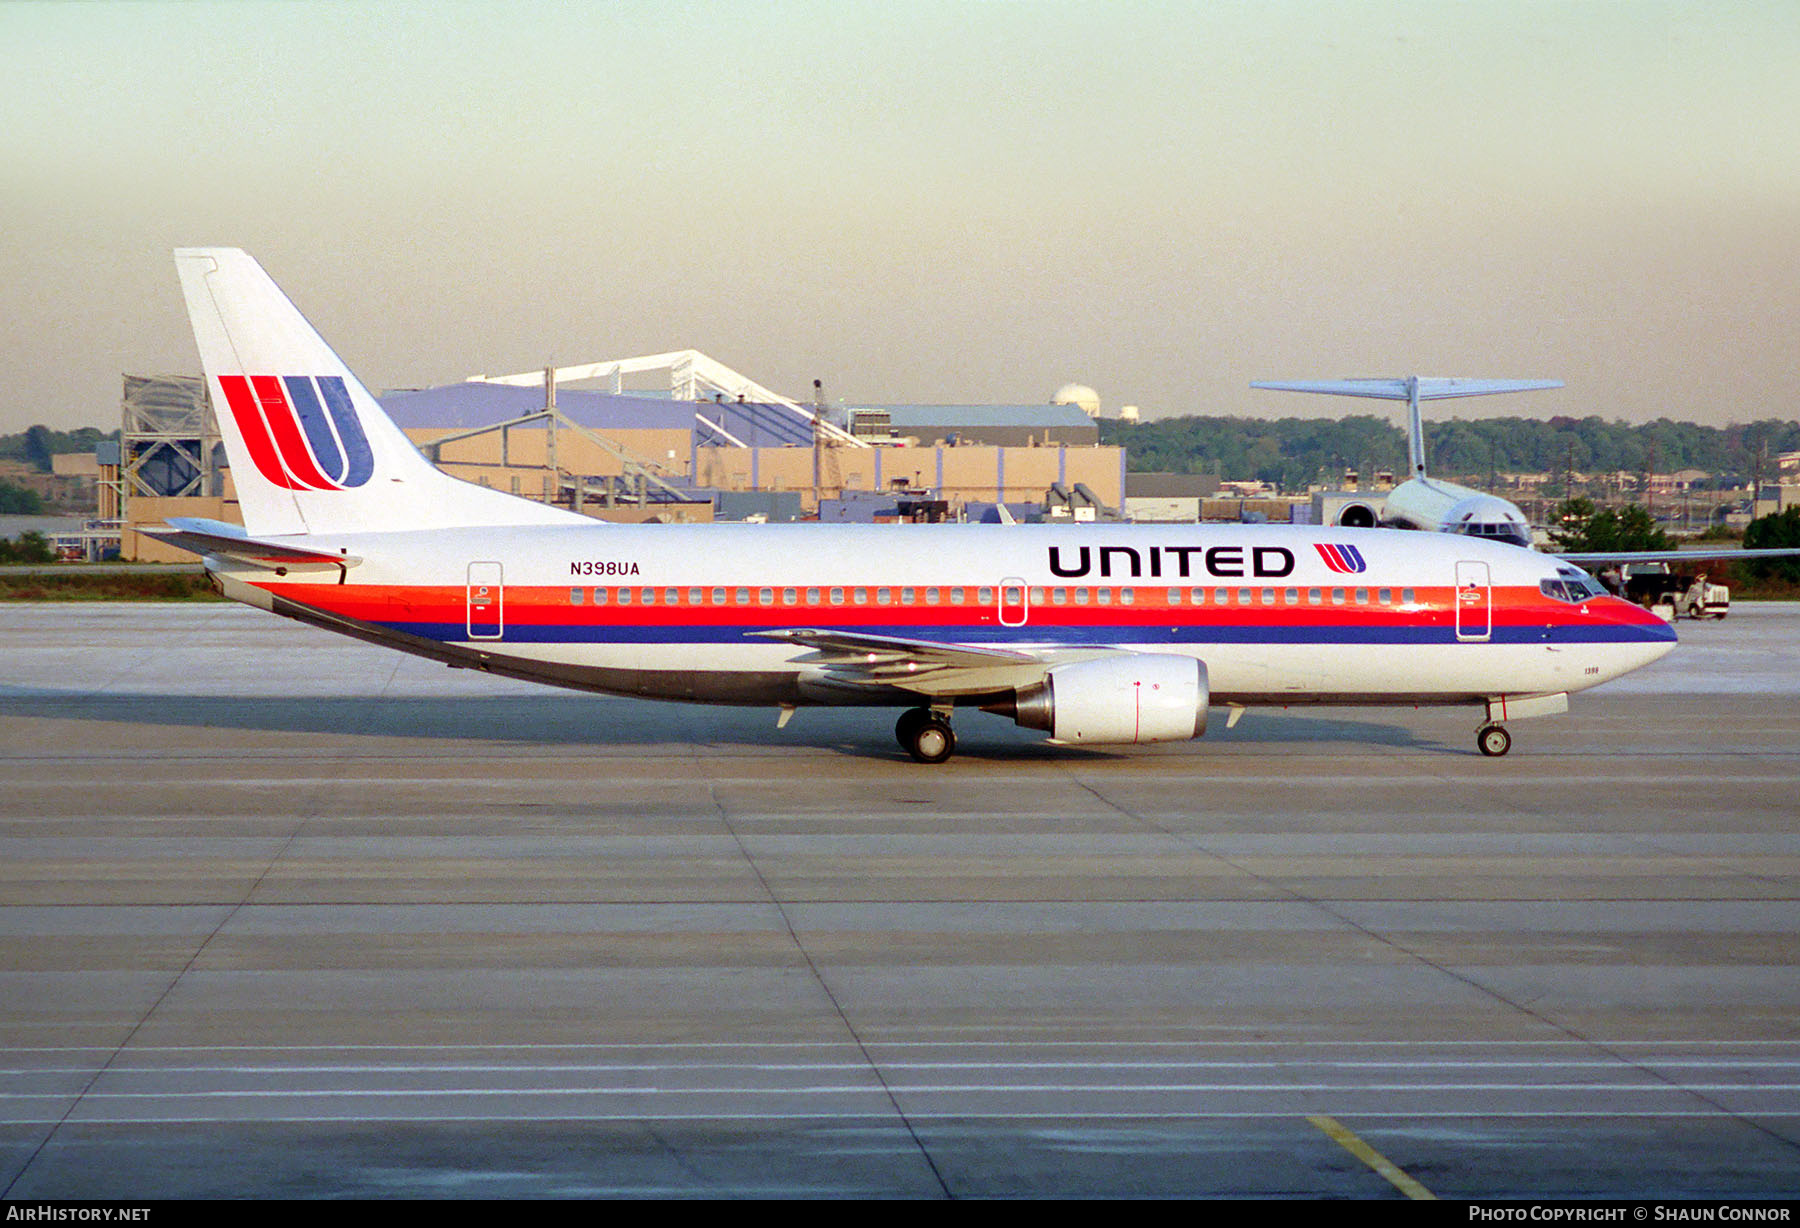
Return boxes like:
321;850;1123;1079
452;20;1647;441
1251;377;1800;591
148;252;1677;761
1251;377;1562;547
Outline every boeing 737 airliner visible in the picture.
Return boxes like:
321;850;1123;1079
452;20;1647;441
149;250;1677;761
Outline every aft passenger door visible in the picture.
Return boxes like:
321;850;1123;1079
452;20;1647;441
467;561;504;640
1455;560;1491;642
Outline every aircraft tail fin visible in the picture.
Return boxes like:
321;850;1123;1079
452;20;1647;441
174;248;588;537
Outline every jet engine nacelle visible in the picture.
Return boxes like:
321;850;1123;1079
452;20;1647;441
1334;500;1379;529
1003;655;1209;744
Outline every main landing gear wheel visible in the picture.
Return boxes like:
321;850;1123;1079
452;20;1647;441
1477;724;1512;757
897;708;956;764
894;708;926;748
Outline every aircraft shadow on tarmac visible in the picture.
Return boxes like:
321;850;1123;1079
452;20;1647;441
0;686;1454;759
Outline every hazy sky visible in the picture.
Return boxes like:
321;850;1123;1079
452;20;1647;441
4;0;1797;435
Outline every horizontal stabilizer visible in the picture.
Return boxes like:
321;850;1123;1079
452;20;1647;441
1251;378;1563;400
140;518;361;570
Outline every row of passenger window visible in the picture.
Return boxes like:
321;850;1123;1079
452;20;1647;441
566;585;1418;608
570;586;993;607
1166;586;1414;607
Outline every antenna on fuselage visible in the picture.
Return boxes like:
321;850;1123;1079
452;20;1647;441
1250;377;1565;480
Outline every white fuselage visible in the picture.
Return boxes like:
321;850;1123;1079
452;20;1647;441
1378;476;1536;548
218;521;1676;709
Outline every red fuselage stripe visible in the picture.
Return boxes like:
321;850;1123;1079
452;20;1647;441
257;581;1633;634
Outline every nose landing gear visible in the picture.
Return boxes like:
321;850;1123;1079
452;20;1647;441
1474;694;1566;758
1477;723;1512;757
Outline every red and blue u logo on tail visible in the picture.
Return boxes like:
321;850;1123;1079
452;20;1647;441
1315;543;1368;574
216;375;374;491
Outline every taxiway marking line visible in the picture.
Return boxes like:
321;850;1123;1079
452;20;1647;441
1308;1114;1436;1201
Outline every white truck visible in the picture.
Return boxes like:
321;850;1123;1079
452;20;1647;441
1673;574;1730;619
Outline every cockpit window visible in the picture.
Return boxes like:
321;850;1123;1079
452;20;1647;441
1558;568;1607;598
1540;573;1606;603
1453;520;1533;548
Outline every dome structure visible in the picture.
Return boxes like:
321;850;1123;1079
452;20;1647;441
1051;383;1101;417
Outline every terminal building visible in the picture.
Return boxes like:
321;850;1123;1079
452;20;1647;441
117;352;1127;561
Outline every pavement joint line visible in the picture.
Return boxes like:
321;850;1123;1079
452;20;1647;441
1070;772;1800;1128
15;1082;1800;1099
6;1039;1800;1052
5;1111;1800;1126
1308;1113;1437;1200
14;1057;1800;1074
7;605;1800;1193
1061;769;1800;1161
706;783;954;1199
0;675;398;1200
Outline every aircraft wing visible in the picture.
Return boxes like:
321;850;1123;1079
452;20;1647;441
1554;546;1800;567
750;627;1105;697
140;517;362;571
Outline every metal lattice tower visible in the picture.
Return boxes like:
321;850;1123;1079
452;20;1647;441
121;374;222;498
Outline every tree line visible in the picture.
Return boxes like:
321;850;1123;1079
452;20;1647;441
0;425;116;473
0;481;44;514
1098;414;1800;492
0;531;55;564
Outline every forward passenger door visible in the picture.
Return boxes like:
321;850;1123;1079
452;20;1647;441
1454;561;1491;642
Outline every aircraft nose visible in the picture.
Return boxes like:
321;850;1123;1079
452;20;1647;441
1594;595;1678;666
1593;593;1676;630
1612;596;1678;642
